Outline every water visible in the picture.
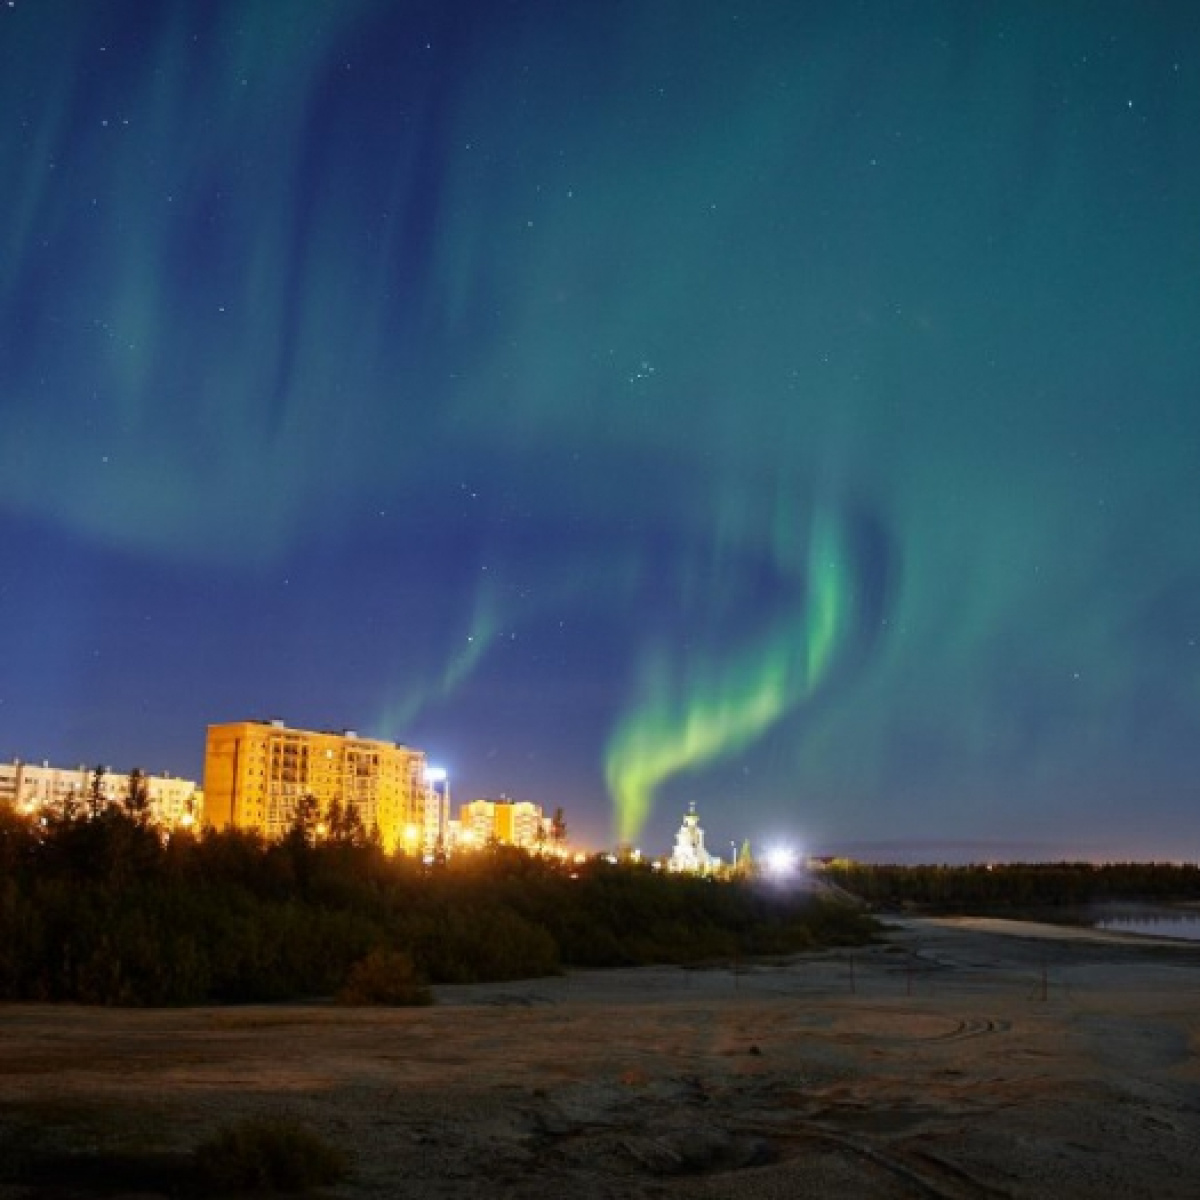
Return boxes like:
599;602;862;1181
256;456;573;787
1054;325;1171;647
1094;909;1200;942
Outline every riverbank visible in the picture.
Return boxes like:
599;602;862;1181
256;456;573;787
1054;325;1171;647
2;916;1199;1198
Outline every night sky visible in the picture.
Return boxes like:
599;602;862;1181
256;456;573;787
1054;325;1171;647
3;1;1199;860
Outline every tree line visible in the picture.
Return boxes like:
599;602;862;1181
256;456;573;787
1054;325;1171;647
823;860;1200;912
0;794;874;1006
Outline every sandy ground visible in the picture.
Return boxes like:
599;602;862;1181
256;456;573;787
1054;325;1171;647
2;917;1200;1198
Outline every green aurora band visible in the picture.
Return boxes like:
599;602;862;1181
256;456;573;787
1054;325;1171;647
606;514;850;843
2;2;1199;852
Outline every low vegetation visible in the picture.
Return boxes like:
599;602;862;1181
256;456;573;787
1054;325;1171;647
337;948;432;1006
0;802;875;1005
1;1114;349;1196
194;1116;350;1193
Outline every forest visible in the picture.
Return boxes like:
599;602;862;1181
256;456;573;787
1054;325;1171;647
824;860;1200;912
0;800;873;1006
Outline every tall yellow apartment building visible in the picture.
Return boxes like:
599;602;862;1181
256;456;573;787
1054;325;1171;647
203;720;429;851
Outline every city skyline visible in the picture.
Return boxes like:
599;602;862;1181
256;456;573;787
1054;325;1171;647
2;2;1199;861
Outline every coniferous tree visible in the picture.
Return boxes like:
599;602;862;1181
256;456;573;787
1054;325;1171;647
324;798;345;840
59;784;83;824
338;803;367;847
123;768;151;825
86;765;109;820
287;794;321;847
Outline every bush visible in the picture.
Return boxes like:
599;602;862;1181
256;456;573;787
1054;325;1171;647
412;903;561;983
194;1116;349;1193
337;949;432;1006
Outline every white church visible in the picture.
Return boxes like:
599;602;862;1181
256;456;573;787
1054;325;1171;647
667;802;721;874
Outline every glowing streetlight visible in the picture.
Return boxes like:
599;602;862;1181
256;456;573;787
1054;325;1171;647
764;846;799;878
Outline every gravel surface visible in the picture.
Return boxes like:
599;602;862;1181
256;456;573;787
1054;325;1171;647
2;917;1199;1198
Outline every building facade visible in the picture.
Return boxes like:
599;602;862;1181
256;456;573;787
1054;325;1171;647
0;759;202;830
457;797;550;851
203;720;434;851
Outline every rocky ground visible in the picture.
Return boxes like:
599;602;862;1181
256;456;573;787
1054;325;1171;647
2;917;1199;1198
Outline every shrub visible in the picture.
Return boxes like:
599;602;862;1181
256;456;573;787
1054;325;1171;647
412;903;561;983
337;948;432;1006
194;1115;349;1193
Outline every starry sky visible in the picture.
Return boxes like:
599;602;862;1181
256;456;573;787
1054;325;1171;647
2;0;1199;861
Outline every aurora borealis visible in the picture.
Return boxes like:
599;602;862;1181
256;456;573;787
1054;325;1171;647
2;1;1199;858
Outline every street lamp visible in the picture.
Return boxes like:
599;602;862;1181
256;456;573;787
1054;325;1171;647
764;846;798;878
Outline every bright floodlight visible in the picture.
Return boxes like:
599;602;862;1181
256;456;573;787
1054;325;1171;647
424;766;447;783
765;846;798;877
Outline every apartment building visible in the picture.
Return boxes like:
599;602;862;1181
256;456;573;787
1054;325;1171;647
0;759;202;829
458;797;550;851
203;719;435;851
